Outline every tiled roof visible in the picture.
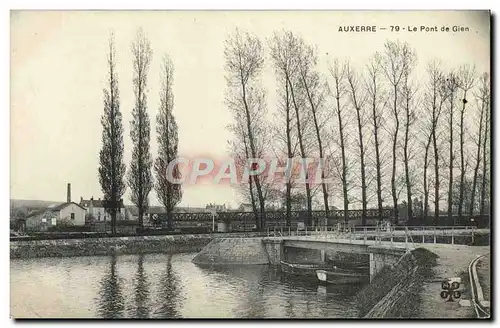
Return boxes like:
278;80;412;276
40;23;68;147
25;202;85;218
80;199;125;208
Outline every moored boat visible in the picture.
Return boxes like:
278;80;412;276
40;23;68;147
280;260;331;276
316;269;370;285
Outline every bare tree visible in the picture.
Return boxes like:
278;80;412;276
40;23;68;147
296;38;329;225
457;65;477;221
380;40;415;223
328;59;349;225
154;54;182;231
99;33;127;235
269;31;298;226
479;90;490;217
421;126;433;221
224;29;267;230
424;61;447;222
400;52;417;221
469;73;489;219
346;63;368;224
365;54;386;222
229;122;258;222
269;31;314;226
128;28;153;228
444;72;460;220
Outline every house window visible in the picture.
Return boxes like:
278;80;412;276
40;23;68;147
98;213;101;221
71;213;75;220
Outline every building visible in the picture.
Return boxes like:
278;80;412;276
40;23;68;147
25;183;87;231
238;203;253;212
206;203;227;212
79;197;128;222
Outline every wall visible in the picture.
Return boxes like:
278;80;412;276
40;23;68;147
369;247;405;281
357;248;438;318
90;206;127;221
283;246;323;264
59;203;86;226
10;232;266;259
25;211;57;232
192;237;270;265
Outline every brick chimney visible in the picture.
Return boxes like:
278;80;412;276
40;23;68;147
67;183;71;203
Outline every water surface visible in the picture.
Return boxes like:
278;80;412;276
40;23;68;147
11;253;363;318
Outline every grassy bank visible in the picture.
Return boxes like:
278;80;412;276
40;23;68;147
356;248;438;318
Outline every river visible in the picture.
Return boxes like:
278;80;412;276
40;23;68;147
10;252;364;318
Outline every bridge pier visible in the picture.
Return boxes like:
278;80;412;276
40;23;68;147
262;239;284;265
368;247;406;282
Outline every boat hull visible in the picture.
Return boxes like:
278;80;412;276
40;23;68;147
280;261;331;276
316;269;369;285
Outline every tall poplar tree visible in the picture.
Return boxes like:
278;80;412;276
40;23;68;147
154;54;182;230
128;28;153;228
99;33;126;235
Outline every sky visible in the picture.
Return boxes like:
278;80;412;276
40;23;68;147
10;10;490;208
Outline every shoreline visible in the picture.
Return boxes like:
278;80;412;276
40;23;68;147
10;232;265;259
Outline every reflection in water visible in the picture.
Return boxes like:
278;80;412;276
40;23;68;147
155;254;182;318
131;254;149;318
97;255;125;318
11;253;364;318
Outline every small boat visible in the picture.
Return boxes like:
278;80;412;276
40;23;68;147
280;261;331;276
316;269;370;285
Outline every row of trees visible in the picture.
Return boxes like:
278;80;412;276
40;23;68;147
226;29;490;228
98;29;182;234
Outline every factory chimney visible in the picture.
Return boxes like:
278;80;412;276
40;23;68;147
67;183;71;203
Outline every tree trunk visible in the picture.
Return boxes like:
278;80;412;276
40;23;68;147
244;137;259;230
348;76;367;226
469;96;485;219
240;75;266;231
371;89;383;222
432;121;439;224
458;91;468;221
391;85;399;224
403;88;412;222
423;136;432;222
335;94;349;226
285;82;293;227
287;75;312;226
301;74;328;225
447;90;455;221
479;114;489;216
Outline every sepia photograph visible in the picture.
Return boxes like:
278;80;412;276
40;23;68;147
9;9;491;319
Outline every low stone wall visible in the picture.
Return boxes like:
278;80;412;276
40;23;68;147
10;232;265;259
357;248;438;318
192;237;270;265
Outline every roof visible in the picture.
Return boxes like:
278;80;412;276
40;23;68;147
50;202;86;211
25;202;85;218
80;199;125;208
125;206;166;216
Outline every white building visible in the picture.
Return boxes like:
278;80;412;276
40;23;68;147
25;202;87;231
79;197;128;221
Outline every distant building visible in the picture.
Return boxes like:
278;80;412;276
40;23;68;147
79;196;128;221
238;203;253;212
25;183;87;231
174;206;206;213
206;203;227;212
25;202;87;231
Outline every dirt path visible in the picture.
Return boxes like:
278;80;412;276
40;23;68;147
476;255;490;302
415;244;490;318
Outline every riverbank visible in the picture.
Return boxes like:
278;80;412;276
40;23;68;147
358;248;438;318
10;232;265;259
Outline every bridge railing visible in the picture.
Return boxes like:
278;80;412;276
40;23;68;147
267;224;478;247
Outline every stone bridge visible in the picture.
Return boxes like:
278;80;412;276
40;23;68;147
262;236;409;281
